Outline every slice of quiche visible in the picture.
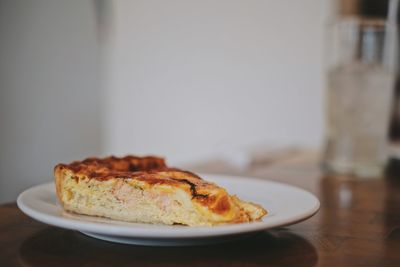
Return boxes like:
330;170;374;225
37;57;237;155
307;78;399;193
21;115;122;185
54;155;266;226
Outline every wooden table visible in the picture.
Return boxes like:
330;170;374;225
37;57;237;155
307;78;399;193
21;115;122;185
1;151;400;267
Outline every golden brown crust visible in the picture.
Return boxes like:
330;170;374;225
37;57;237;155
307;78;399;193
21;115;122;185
54;166;64;206
54;155;266;223
56;155;167;178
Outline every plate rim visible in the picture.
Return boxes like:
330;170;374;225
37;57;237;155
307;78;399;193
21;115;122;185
17;174;320;239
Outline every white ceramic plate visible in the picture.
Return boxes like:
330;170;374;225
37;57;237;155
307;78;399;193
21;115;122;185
17;174;319;246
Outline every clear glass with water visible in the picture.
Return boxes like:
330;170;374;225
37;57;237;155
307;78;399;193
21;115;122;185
323;17;398;178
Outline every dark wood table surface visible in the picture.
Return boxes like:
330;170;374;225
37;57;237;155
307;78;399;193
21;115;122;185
1;151;400;267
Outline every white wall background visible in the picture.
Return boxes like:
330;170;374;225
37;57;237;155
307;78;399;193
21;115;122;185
0;0;102;202
104;0;328;164
0;0;329;203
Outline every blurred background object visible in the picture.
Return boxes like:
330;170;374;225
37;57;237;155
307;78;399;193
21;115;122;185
322;0;398;178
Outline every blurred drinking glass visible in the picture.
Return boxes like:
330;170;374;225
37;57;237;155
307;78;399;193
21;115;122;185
322;1;398;178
